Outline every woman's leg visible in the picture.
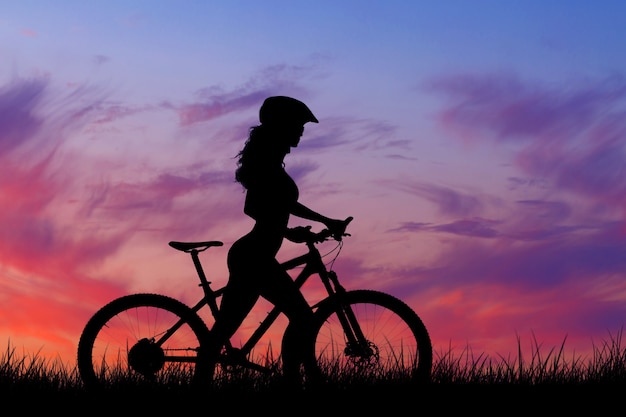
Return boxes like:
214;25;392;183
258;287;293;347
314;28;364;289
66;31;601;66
210;235;262;354
206;273;260;379
259;264;320;386
211;280;259;348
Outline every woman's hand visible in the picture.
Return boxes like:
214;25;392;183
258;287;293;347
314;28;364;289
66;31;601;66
325;216;353;241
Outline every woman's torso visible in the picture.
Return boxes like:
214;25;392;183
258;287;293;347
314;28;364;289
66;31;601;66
233;166;299;258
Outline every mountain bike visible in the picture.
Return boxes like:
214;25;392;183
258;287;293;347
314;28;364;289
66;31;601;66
77;219;432;389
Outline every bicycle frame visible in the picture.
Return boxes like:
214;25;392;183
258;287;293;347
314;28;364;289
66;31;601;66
179;236;367;371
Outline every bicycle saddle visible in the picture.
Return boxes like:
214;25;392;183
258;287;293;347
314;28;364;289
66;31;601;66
168;240;224;252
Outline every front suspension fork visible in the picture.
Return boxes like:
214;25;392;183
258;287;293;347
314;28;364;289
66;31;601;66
324;271;373;356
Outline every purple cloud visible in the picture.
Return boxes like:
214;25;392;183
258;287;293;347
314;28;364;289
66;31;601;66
390;219;500;238
0;77;117;268
514;199;572;224
427;72;626;211
553;137;626;203
425;72;626;143
432;218;500;238
390;181;485;218
177;91;267;126
176;63;322;126
384;71;626;354
0;78;46;154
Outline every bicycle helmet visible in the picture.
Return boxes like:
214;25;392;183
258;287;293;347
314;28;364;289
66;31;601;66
259;96;319;126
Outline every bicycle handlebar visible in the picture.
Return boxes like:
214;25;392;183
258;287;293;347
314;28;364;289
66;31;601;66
307;216;354;244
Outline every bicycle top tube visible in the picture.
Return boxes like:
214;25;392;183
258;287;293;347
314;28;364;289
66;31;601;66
168;240;223;253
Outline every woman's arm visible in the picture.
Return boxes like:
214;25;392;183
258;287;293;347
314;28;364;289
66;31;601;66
291;202;352;237
291;202;333;224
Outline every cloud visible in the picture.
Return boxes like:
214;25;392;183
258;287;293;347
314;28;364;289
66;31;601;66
552;135;626;204
0;77;121;266
432;218;500;238
19;28;37;37
0;78;46;154
389;219;500;238
176;63;322;126
425;72;626;144
177;91;266;126
0;76;135;359
0;74;257;360
426;72;626;211
93;55;110;66
90;102;149;125
390;181;485;218
377;72;626;355
416;71;626;238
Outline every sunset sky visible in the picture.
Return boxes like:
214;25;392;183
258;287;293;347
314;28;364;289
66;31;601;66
2;1;626;367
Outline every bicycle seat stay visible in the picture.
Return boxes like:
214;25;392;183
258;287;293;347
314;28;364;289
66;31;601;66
168;240;223;253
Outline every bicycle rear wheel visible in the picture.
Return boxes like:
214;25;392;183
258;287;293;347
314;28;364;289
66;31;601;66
312;289;432;385
77;293;212;389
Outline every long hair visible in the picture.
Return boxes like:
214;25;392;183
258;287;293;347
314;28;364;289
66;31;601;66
235;125;283;189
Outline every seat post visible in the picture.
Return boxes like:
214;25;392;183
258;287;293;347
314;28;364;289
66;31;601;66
190;249;210;286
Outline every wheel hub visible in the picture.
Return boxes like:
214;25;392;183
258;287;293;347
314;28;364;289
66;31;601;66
128;338;165;376
345;341;379;366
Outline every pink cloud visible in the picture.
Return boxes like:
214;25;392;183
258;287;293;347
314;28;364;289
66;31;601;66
19;28;37;37
0;77;135;358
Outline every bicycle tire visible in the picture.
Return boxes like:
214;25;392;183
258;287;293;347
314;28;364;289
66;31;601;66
77;293;212;389
311;289;432;385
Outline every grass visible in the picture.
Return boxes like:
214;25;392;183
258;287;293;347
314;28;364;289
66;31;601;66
2;332;626;411
0;344;81;393
432;330;626;385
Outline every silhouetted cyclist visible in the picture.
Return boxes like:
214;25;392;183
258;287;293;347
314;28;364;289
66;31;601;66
207;96;351;387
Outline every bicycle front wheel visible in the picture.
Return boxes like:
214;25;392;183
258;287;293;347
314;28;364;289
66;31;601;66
77;293;212;389
312;290;432;385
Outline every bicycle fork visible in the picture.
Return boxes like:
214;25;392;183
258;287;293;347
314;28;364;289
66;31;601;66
320;270;376;360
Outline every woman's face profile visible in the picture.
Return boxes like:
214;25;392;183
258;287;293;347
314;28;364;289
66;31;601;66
274;123;305;149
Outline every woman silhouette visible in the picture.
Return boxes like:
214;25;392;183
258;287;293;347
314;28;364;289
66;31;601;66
209;96;351;385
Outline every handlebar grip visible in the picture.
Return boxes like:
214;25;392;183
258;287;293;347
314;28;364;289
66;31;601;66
328;216;354;241
307;216;353;243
